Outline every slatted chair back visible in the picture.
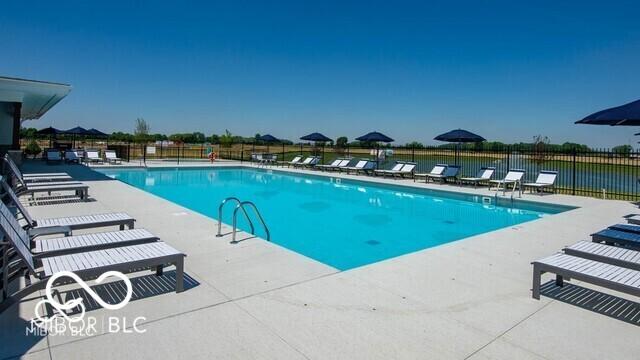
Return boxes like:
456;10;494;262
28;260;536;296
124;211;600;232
478;167;495;180
505;169;525;182
0;177;35;227
400;163;416;173
2;156;27;188
431;164;447;175
536;170;558;185
0;201;35;272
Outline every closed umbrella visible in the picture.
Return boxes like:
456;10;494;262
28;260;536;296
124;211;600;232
355;131;394;169
434;129;486;165
300;132;332;164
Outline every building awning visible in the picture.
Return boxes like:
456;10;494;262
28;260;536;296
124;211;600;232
0;76;72;120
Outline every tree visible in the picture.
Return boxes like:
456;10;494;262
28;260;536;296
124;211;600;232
406;141;424;149
531;135;551;165
612;144;632;157
219;130;234;148
134;118;150;143
336;137;348;148
208;134;220;144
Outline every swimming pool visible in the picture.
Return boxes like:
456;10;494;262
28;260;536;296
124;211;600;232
97;167;573;270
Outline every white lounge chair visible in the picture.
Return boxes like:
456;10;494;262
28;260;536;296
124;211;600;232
285;155;303;167
563;241;640;271
0;201;154;258
46;150;63;164
105;150;122;164
3;155;72;183
4;173;89;201
64;150;81;164
330;159;351;171
374;162;404;177
522;170;557;194
1;178;133;236
0;207;186;313
342;160;374;175
85;150;103;164
316;158;343;171
532;253;640;300
489;169;525;196
414;164;447;182
293;157;315;168
459;167;495;187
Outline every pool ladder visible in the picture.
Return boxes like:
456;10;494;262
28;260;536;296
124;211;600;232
216;197;271;243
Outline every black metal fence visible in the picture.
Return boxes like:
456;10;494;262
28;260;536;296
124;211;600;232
43;141;640;201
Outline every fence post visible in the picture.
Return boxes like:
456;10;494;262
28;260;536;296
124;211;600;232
177;144;181;165
411;146;415;162
572;148;577;196
282;143;285;166
143;144;146;164
240;143;244;163
127;143;131;162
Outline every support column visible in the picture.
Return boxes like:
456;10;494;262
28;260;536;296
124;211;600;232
11;102;21;150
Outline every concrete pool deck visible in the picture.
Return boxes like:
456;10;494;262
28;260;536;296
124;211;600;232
0;160;638;359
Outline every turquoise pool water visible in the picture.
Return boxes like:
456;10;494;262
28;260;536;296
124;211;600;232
97;167;572;270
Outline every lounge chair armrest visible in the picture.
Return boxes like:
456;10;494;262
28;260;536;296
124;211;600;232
28;225;72;238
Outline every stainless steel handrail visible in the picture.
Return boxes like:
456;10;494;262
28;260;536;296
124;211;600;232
216;197;255;237
232;201;270;243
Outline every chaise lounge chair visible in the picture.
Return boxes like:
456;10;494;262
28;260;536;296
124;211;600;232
522;170;558;194
1;178;134;236
459;167;495;188
531;252;640;300
341;160;370;174
563;241;640;271
9;173;89;201
85;150;103;164
414;164;447;182
293;157;314;168
0;201;155;258
105;150;122;164
3;155;72;183
46;150;63;164
329;159;351;171
316;158;343;171
591;227;640;249
423;165;460;183
489;169;525;196
374;162;404;177
285;155;303;167
64;150;81;164
0;207;186;313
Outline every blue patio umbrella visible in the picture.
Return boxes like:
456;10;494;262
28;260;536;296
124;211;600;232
300;133;332;164
257;134;280;153
435;129;485;165
86;128;109;138
64;126;90;148
576;99;640;126
355;131;394;143
434;129;485;143
300;132;332;142
36;127;64;147
258;134;279;142
356;131;394;169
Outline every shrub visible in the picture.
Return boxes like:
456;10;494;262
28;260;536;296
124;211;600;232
24;140;42;159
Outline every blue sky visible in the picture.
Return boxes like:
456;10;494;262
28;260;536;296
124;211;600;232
1;1;639;147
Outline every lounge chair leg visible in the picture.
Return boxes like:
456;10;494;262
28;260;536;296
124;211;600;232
555;274;564;287
532;264;542;300
156;265;163;276
175;258;184;292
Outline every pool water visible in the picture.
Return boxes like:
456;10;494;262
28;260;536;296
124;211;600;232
97;167;572;270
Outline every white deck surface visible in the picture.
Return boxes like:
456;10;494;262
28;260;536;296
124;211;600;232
1;160;639;360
